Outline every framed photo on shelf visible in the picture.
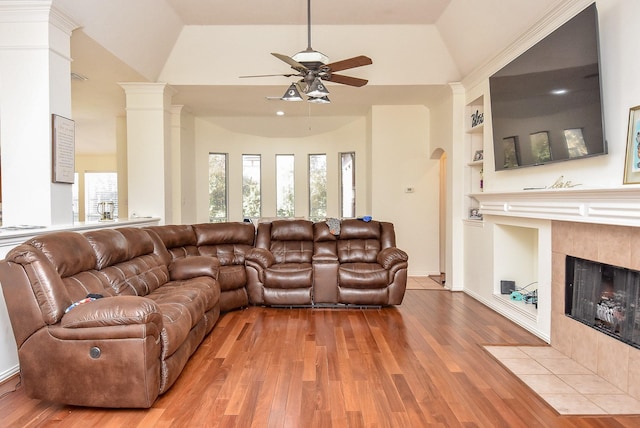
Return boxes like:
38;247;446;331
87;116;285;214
473;150;484;162
469;208;483;220
624;105;640;184
502;136;520;169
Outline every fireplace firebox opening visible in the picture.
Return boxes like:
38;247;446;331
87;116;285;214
565;256;640;349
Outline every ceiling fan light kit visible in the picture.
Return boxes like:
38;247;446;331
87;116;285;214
281;83;304;101
306;77;329;98
308;96;330;104
243;0;372;105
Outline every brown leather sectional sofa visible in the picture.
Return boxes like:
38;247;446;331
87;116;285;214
0;219;408;408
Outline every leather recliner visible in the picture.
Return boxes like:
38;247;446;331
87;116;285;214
192;222;256;311
245;219;315;305
314;219;408;306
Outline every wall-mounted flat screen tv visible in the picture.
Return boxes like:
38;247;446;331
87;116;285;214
489;3;607;171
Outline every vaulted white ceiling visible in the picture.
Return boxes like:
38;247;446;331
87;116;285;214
53;0;562;152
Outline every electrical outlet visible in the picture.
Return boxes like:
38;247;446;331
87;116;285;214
405;187;415;193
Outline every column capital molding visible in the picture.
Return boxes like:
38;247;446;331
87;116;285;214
119;82;177;96
119;82;177;111
0;1;77;35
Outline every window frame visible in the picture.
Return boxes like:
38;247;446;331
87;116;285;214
339;152;356;218
242;153;262;219
208;152;228;223
276;154;295;218
308;153;327;221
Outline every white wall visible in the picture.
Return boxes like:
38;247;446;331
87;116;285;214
370;105;441;276
193;108;441;276
194;116;368;222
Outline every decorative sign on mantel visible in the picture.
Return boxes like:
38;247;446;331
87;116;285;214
52;114;75;184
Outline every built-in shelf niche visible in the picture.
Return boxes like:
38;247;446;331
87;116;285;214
490;217;551;341
494;224;538;314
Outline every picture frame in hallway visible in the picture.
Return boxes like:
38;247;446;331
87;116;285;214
52;114;75;184
624;105;640;184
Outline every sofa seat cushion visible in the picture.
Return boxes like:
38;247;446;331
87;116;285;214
152;300;195;359
149;277;219;316
218;265;247;291
338;263;388;289
146;278;219;358
264;263;312;289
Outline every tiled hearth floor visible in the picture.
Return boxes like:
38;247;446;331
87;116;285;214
485;346;640;415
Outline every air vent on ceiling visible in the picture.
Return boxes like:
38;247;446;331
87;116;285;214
70;72;88;81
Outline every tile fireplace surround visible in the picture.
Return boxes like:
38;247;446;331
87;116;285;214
475;188;640;400
551;220;640;400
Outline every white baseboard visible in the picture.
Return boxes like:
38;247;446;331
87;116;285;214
0;364;19;385
407;270;442;277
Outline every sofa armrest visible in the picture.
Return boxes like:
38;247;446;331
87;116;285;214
377;247;409;270
245;248;275;270
169;255;220;281
61;296;162;329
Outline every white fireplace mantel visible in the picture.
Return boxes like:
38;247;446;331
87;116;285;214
471;187;640;226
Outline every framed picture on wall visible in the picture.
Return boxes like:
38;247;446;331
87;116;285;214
52;114;75;184
624;105;640;184
502;136;520;169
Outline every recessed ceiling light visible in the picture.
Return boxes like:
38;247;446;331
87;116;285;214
276;111;284;116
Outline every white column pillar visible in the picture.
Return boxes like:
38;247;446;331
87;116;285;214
447;82;466;291
170;105;184;225
119;83;175;224
0;1;77;226
115;116;129;219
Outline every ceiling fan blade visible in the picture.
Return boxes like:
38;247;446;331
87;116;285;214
325;55;372;72
325;74;368;87
240;73;301;78
272;53;308;73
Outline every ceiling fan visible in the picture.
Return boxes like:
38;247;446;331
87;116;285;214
241;0;372;102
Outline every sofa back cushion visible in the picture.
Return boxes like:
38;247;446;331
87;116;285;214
337;220;383;263
193;222;255;266
84;228;169;297
6;231;98;324
84;229;130;269
145;225;199;259
30;231;97;277
256;220;314;264
312;222;338;261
